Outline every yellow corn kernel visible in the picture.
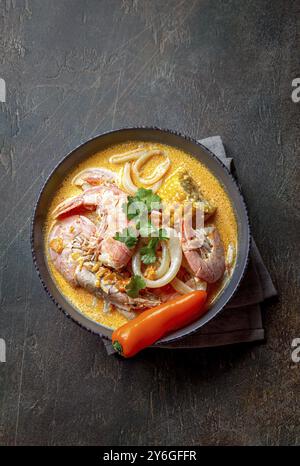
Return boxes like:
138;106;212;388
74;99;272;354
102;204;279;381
49;237;64;254
92;263;100;273
71;252;81;261
96;267;107;278
159;168;189;203
159;167;215;217
117;278;131;292
144;265;157;280
103;271;117;282
78;258;85;270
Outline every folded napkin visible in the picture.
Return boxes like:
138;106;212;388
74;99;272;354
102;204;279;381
102;136;277;355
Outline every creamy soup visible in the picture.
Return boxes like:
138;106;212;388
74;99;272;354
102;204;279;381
45;141;237;330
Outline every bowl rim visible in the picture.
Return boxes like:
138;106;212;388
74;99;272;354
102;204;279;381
31;126;251;345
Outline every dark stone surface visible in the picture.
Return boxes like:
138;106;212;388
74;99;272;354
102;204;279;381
0;0;299;446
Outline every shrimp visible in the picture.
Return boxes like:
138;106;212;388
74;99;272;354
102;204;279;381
48;215;160;315
49;215;97;286
52;183;126;219
72;168;118;189
181;222;225;284
51;183;133;269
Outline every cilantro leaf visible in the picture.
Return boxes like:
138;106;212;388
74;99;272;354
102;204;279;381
123;188;162;221
140;238;159;264
134;188;162;212
122;198;147;221
139;228;169;264
114;227;138;249
125;275;146;298
138;220;158;237
158;228;169;240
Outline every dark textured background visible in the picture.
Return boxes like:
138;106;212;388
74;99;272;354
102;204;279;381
0;0;299;446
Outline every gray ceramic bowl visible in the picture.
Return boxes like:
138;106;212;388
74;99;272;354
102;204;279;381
31;127;250;344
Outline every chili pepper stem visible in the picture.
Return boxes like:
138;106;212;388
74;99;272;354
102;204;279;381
112;340;123;355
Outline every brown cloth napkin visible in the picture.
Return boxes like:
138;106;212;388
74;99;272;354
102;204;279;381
102;136;277;354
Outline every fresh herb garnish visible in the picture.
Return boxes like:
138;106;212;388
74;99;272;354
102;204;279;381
138;220;158;237
117;189;169;265
140;238;159;264
140;229;169;264
123;188;162;221
157;228;169;241
122;198;146;221
114;227;138;249
134;188;161;212
125;275;146;298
